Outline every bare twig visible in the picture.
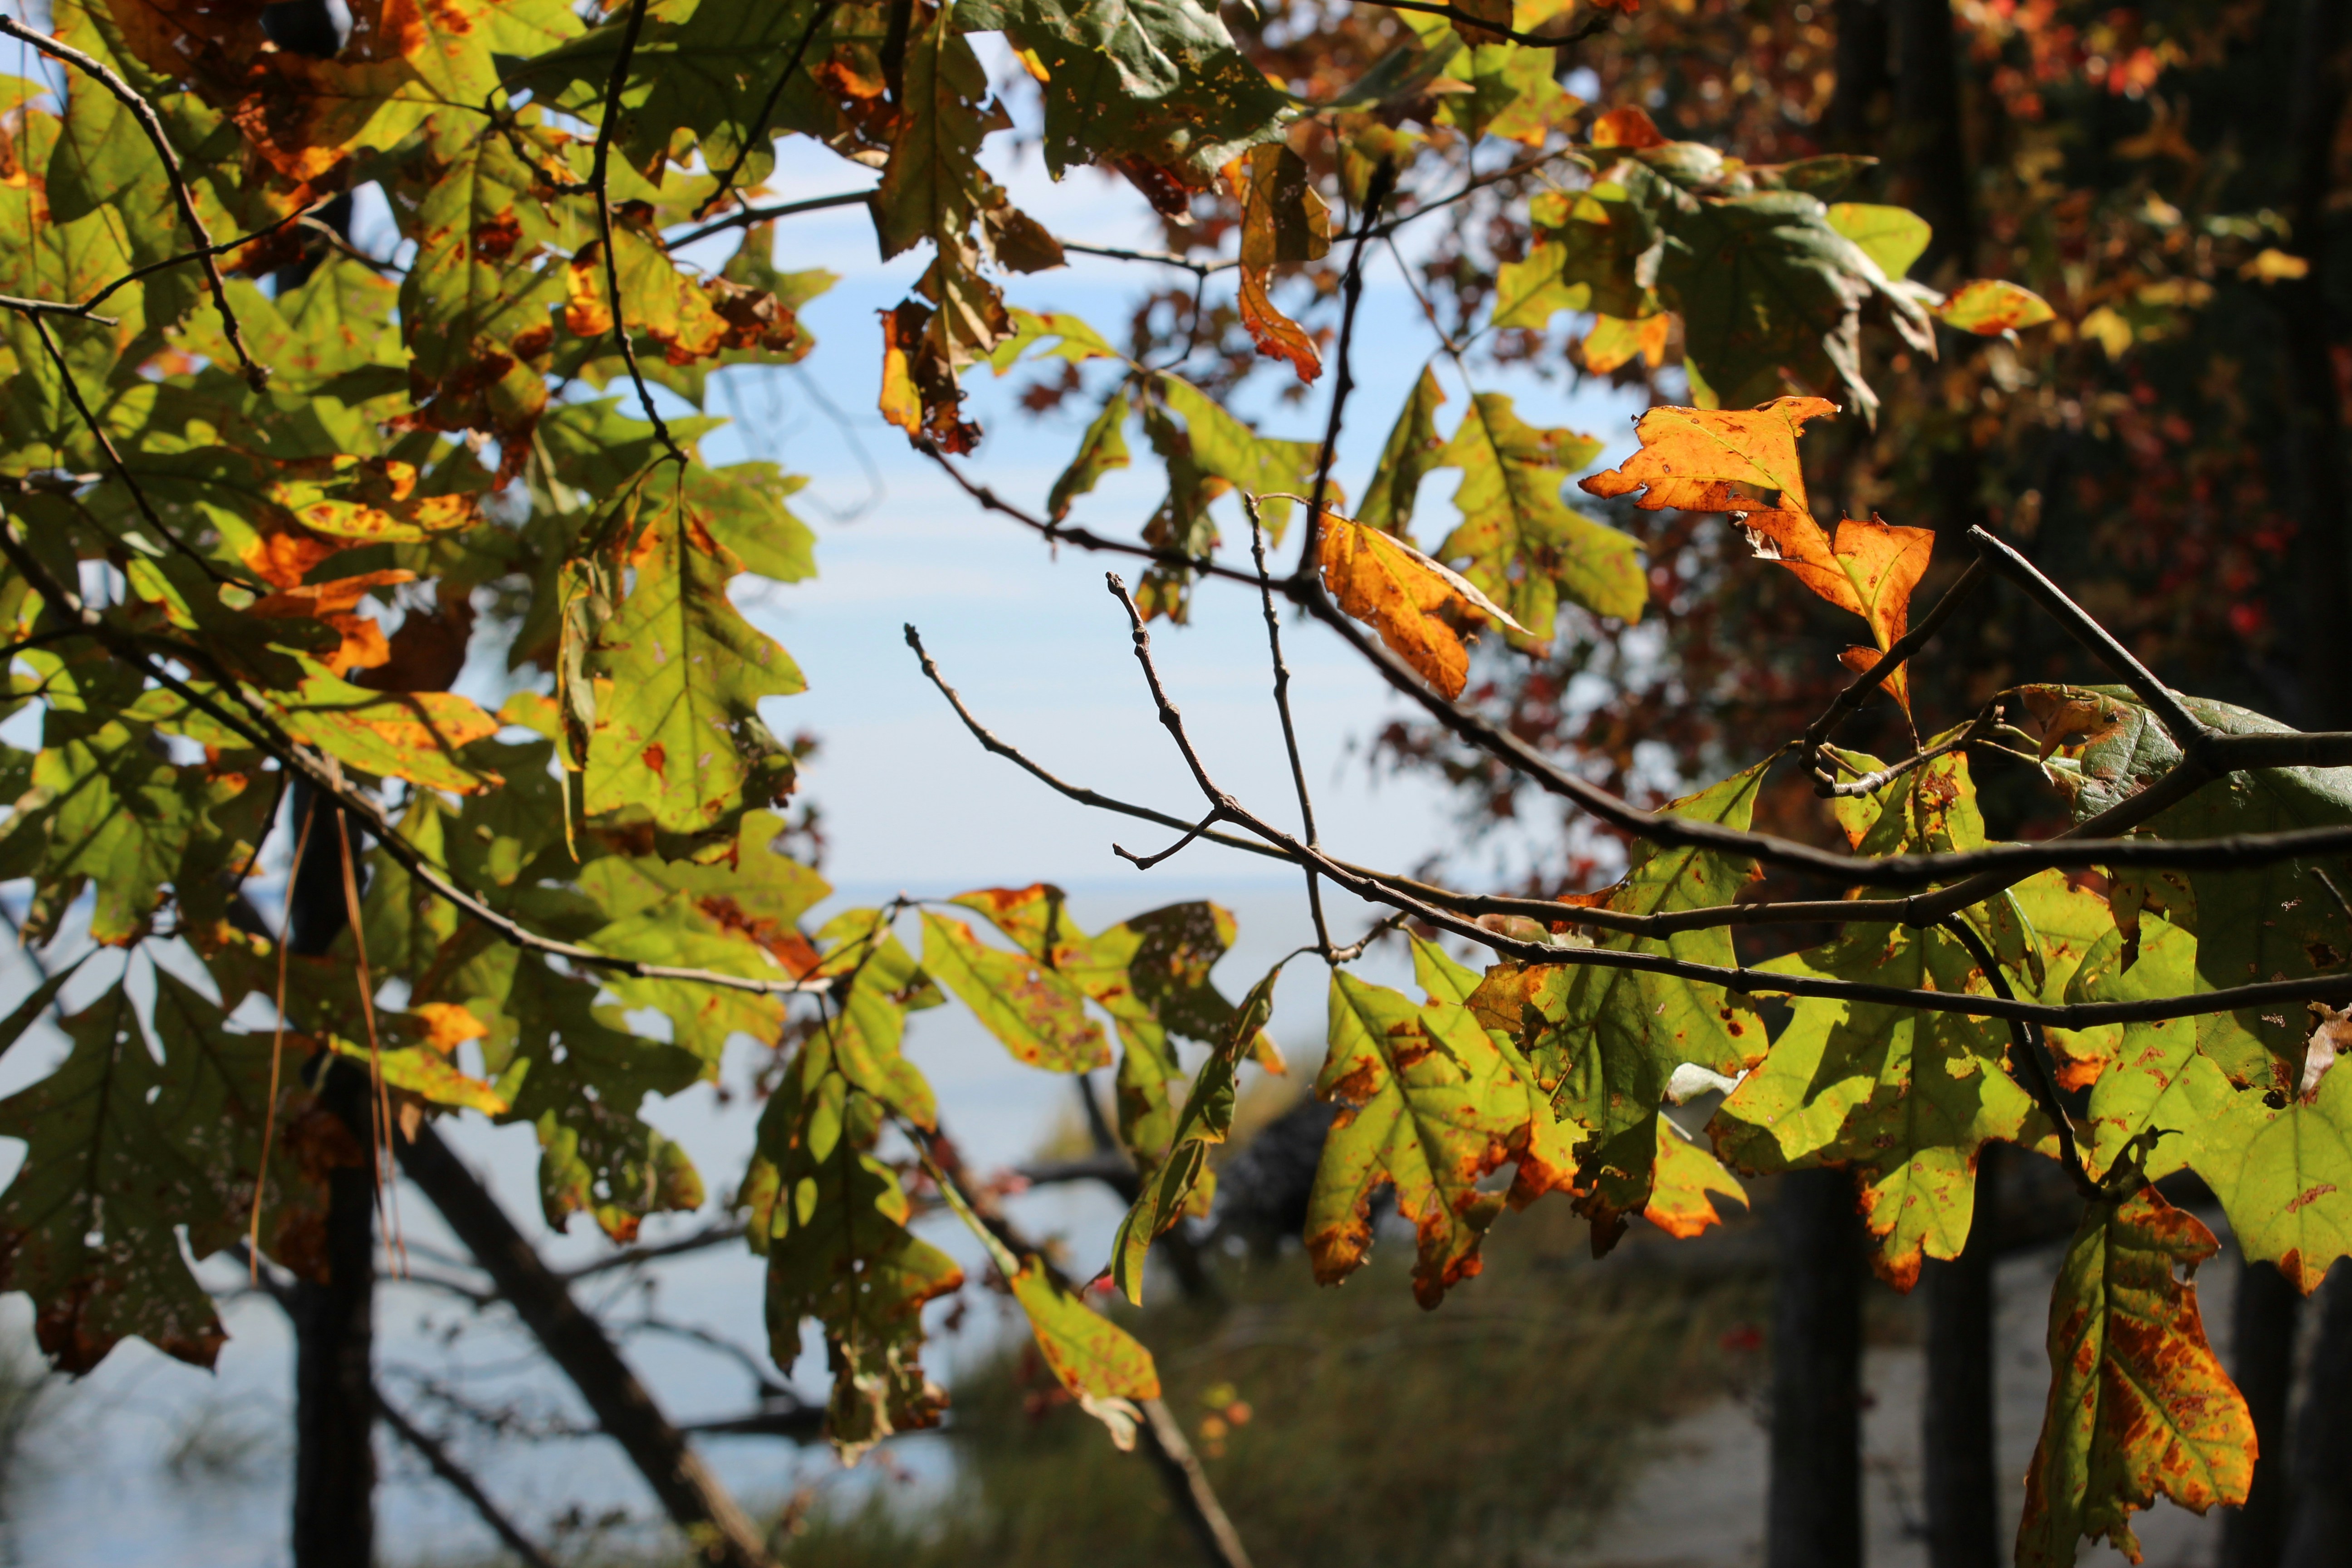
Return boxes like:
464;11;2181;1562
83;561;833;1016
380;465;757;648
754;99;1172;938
1245;500;1333;955
665;187;876;251
1138;1395;1257;1568
1115;806;1230;871
1801;557;1989;787
555;1220;750;1284
22;313;253;589
1058;240;1239;278
691;0;840;220
0;529;834;1003
1938;916;2099;1200
578;0;686;465
0;15;266;389
1817;701;2002;799
1967;527;2208;750
914;443;1264;588
1298;159;1393;579
1352;0;1612;53
376;1389;565;1568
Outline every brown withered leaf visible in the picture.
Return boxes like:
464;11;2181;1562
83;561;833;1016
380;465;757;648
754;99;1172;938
1318;510;1529;698
1588;105;1668;149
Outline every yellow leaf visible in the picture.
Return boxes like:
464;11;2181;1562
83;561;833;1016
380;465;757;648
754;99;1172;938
2079;305;2134;360
2239;247;2310;284
1642;1115;1748;1239
1318;510;1529;698
1580;312;1669;373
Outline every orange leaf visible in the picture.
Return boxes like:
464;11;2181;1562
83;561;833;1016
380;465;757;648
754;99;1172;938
1318;510;1529;698
1588;106;1667;150
1226;145;1333;384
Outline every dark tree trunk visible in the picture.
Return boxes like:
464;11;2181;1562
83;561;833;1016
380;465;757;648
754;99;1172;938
2283;1262;2352;1568
1888;0;1975;275
287;789;374;1568
1824;0;1891;156
2224;1259;2304;1568
1921;1145;1999;1568
1769;1167;1866;1568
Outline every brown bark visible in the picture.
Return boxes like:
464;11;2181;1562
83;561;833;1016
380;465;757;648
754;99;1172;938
1921;1145;1999;1568
1888;0;1975;275
2224;1259;2303;1568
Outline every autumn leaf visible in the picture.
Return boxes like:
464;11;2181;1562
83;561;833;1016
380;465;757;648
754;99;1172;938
919;910;1110;1072
1308;948;1580;1307
1642;1115;1749;1239
1010;1261;1161;1400
1937;278;2057;335
1357;365;1448;535
1438;391;1645;637
2016;1188;2254;1568
1229;143;1333;382
1108;963;1281;1304
1581;399;1931;710
1319;508;1529;697
1589;106;1667;148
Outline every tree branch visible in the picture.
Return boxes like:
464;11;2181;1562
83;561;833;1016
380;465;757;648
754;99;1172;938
1349;1;1612;54
1297;159;1393;581
1244;499;1332;954
1938;916;2099;1200
691;0;840;221
0;15;267;389
376;1387;566;1568
578;0;686;465
664;187;876;251
1801;555;1988;787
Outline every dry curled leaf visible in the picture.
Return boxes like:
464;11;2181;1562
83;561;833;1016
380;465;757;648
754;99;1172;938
1318;509;1529;698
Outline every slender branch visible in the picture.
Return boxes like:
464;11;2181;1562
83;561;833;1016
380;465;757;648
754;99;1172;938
0;15;266;389
1245;499;1332;954
1938;916;2099;1200
0;294;117;323
915;442;1265;589
1297;160;1393;580
0;624;87;662
1114;806;1229;871
555;1220;749;1284
1817;701;2001;799
1967;526;2209;752
1058;240;1239;278
1801;556;1988;786
1097;570;2352;1027
664;187;876;251
1351;0;1612;52
23;313;252;590
579;0;686;464
376;1389;565;1568
691;0;840;221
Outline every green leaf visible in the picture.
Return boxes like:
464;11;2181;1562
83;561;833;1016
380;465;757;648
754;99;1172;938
872;1;999;259
1474;760;1769;1248
1709;755;2044;1288
1826;202;1933;280
1309;960;1580;1307
1010;1259;1161;1401
1109;962;1281;1304
759;1073;963;1461
1154;373;1321;540
919;910;1110;1072
0;979;274;1372
2024;684;2352;1091
1936;278;2057;335
1357;365;1448;537
582;467;807;839
956;0;1292;184
1048;387;1133;522
1489;240;1590;330
2016;1188;2253;1568
1436;392;1644;637
990;309;1122;374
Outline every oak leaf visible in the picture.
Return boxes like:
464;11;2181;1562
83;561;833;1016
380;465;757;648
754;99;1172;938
1318;509;1529;698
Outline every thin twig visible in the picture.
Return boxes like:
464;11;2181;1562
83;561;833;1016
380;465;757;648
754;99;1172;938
1096;570;2352;1028
0;15;266;388
1967;526;2208;751
914;442;1261;587
1353;0;1612;52
1114;806;1230;871
1801;556;1988;786
23;314;253;589
376;1389;565;1568
664;187;876;251
0;529;835;1002
579;0;686;464
1297;160;1394;580
1938;916;2099;1200
1245;498;1332;956
1817;701;2002;799
691;0;840;220
1058;240;1239;278
555;1220;750;1284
